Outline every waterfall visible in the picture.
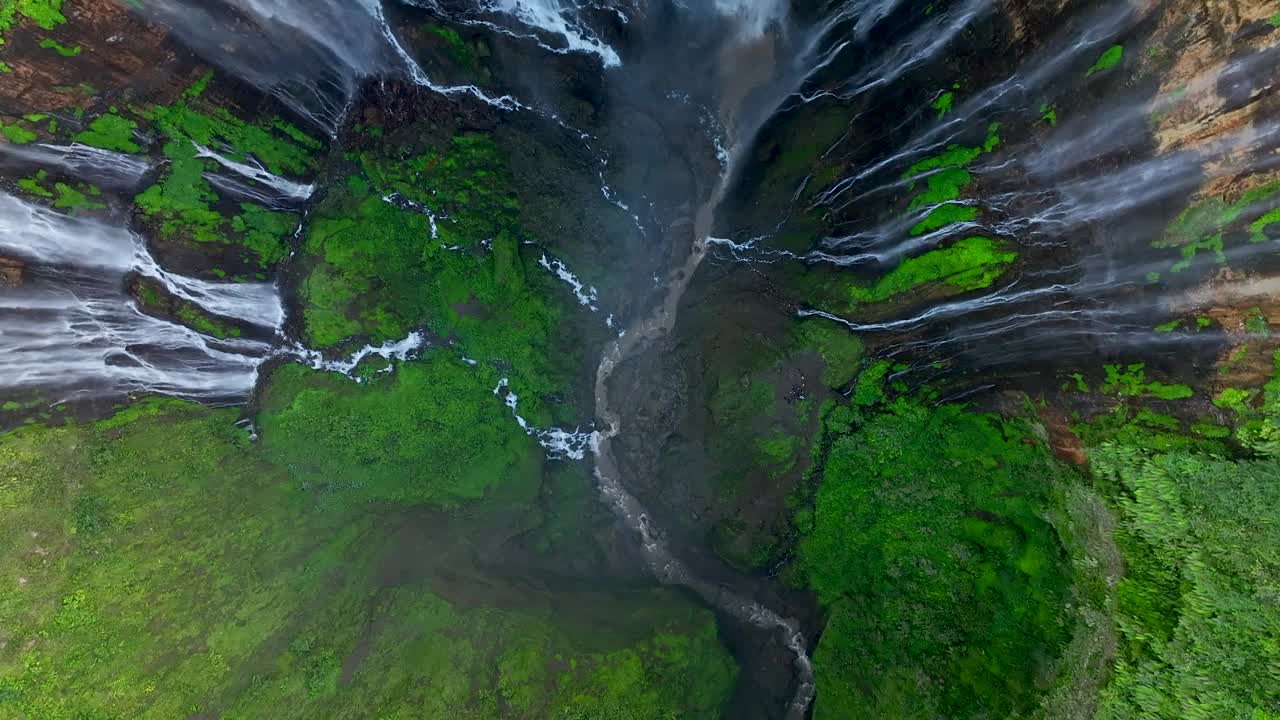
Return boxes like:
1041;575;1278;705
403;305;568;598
480;0;623;66
0;193;282;400
0;142;153;188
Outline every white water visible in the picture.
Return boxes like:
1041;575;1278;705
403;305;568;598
285;332;427;376
482;0;622;66
538;253;599;310
493;377;597;459
0;142;152;187
0;193;281;400
709;0;788;36
194;144;315;201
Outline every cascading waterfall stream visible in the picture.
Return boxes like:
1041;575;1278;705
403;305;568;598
0;142;153;188
0;192;281;400
587;4;823;714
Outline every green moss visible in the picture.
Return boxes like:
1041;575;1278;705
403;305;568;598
424;22;476;67
910;201;977;235
1153;320;1180;333
898;123;1000;236
16;170;103;211
1244;307;1271;336
72;112;139;153
1087;45;1124;76
134;139;223;241
174;305;240;339
1191;422;1231;438
1;121;37;144
299;134;573;423
230;203;295;267
1038;103;1057;126
36;36;78;56
852;359;892;407
1248;206;1280;243
1158;180;1280;267
846;237;1015;307
931;90;954;119
51;182;104;212
16;169;52;197
793;318;865;387
129;75;314;265
796;399;1072;719
1169;233;1225;273
144;79;317;175
1212;387;1254;412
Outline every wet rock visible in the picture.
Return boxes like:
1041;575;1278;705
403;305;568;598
0;256;24;287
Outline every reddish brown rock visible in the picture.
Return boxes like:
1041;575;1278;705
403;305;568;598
0;0;192;115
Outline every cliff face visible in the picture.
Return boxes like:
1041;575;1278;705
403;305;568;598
0;0;192;114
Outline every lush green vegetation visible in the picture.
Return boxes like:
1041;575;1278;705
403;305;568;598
258;359;540;508
130;74;316;266
1099;363;1193;400
794;397;1073;719
0;374;738;718
299;133;577;425
1088;440;1280;719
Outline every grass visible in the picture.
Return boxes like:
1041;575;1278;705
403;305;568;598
0;392;738;718
258;358;541;508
